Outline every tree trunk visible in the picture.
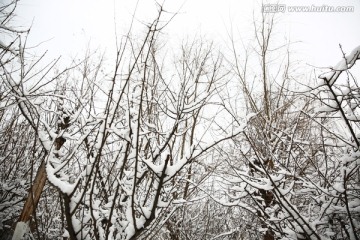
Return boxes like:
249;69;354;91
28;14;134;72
13;161;47;240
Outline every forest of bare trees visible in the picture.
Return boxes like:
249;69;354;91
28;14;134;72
1;1;359;239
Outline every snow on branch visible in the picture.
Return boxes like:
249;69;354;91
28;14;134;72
319;45;360;85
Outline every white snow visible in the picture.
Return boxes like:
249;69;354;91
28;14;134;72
62;229;70;238
12;222;30;240
46;161;76;195
319;45;360;84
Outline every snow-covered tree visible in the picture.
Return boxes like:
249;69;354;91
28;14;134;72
1;1;359;240
1;4;242;239
218;11;360;239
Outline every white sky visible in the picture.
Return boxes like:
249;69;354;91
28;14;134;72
14;0;360;68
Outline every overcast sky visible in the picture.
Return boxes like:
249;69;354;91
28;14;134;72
14;0;360;68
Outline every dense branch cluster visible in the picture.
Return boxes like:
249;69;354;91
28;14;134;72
0;1;359;240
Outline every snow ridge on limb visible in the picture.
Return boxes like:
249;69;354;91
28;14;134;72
319;45;360;85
